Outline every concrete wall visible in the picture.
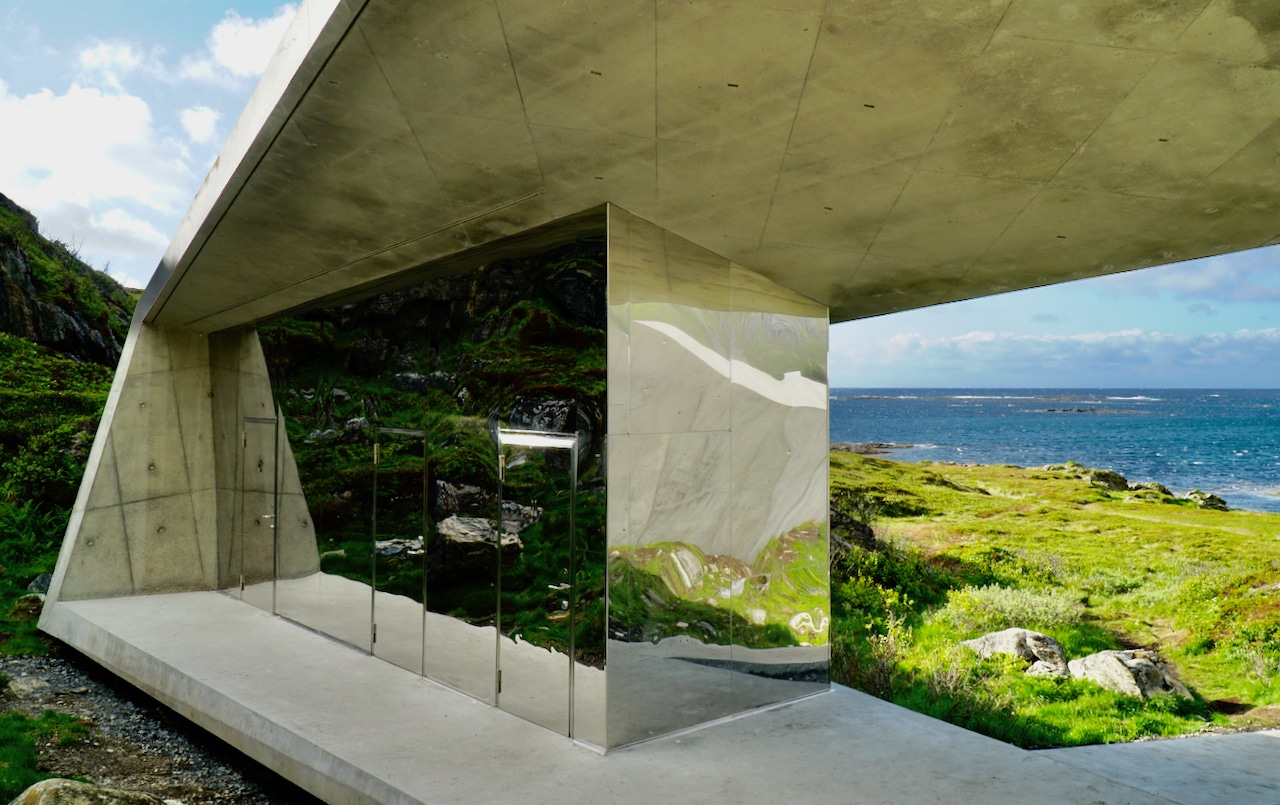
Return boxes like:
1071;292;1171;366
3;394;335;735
45;324;316;605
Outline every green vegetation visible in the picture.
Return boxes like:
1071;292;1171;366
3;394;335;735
0;205;135;346
829;453;1280;747
0;332;115;654
0;710;90;801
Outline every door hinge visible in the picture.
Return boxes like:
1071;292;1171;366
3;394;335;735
497;669;502;693
372;623;377;644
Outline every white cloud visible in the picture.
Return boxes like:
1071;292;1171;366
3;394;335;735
1099;250;1280;303
833;327;1280;386
179;5;297;85
0;77;195;285
180;105;220;145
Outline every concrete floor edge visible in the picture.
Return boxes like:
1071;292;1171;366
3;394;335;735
39;591;1216;805
41;597;418;805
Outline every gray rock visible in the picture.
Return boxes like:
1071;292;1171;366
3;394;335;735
501;500;542;534
435;481;492;517
329;387;351;405
391;372;428;392
375;538;423;559
27;573;52;593
959;628;1070;678
343;417;370;432
1129;481;1173;496
437;515;520;550
6;778;172;805
1182;489;1229;511
1069;649;1191;699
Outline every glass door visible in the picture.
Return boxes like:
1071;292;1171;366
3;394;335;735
496;428;579;737
233;416;279;612
372;427;428;675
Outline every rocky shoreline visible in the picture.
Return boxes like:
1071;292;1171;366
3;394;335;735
1;647;321;805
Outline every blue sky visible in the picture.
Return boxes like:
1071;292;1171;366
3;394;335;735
3;2;1278;389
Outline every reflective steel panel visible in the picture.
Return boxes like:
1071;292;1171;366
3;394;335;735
606;205;829;749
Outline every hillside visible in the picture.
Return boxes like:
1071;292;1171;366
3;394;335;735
0;193;136;366
0;194;132;652
829;452;1280;747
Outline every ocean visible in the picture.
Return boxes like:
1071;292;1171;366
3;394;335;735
829;389;1280;514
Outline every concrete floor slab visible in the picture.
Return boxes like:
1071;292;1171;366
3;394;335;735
43;591;1196;804
1039;731;1280;805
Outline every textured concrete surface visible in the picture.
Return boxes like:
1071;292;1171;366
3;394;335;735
40;590;1218;805
1040;731;1280;805
139;0;1280;330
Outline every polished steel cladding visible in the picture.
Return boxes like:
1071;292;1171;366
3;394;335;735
206;208;832;751
606;206;829;748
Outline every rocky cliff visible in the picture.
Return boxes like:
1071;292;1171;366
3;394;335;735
0;193;136;366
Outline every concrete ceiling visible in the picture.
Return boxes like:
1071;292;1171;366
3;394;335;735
142;0;1280;332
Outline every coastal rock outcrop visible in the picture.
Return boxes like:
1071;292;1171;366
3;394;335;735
1181;489;1229;511
959;628;1070;677
1068;649;1191;699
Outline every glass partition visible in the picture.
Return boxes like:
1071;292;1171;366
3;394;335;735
234;415;279;613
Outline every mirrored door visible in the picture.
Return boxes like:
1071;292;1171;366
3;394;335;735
372;427;428;675
496;428;579;737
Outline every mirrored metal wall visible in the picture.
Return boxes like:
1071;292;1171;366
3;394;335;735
252;241;608;744
605;205;830;749
233;212;826;751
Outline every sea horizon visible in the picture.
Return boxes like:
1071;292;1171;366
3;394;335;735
829;387;1280;514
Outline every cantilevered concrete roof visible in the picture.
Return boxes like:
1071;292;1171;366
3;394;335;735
141;0;1280;331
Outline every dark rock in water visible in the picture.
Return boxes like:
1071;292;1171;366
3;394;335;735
830;442;913;455
27;573;51;593
1183;489;1229;511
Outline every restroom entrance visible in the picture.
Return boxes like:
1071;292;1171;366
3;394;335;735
495;428;580;737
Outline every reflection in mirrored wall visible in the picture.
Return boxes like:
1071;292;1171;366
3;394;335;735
241;209;828;751
257;240;608;742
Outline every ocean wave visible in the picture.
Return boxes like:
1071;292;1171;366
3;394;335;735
1107;396;1161;401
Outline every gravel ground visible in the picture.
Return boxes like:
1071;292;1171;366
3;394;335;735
1;644;323;805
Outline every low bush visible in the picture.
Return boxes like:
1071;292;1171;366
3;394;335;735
937;584;1085;635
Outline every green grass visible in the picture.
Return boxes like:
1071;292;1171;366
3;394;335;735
0;710;89;801
830;453;1280;747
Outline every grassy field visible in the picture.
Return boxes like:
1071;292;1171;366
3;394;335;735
828;451;1280;747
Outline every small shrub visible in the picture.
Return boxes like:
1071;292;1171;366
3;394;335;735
937;584;1085;634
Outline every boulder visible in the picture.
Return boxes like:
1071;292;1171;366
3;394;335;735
959;628;1070;678
434;481;492;517
1068;649;1191;698
1182;490;1229;511
6;778;174;805
436;515;521;574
